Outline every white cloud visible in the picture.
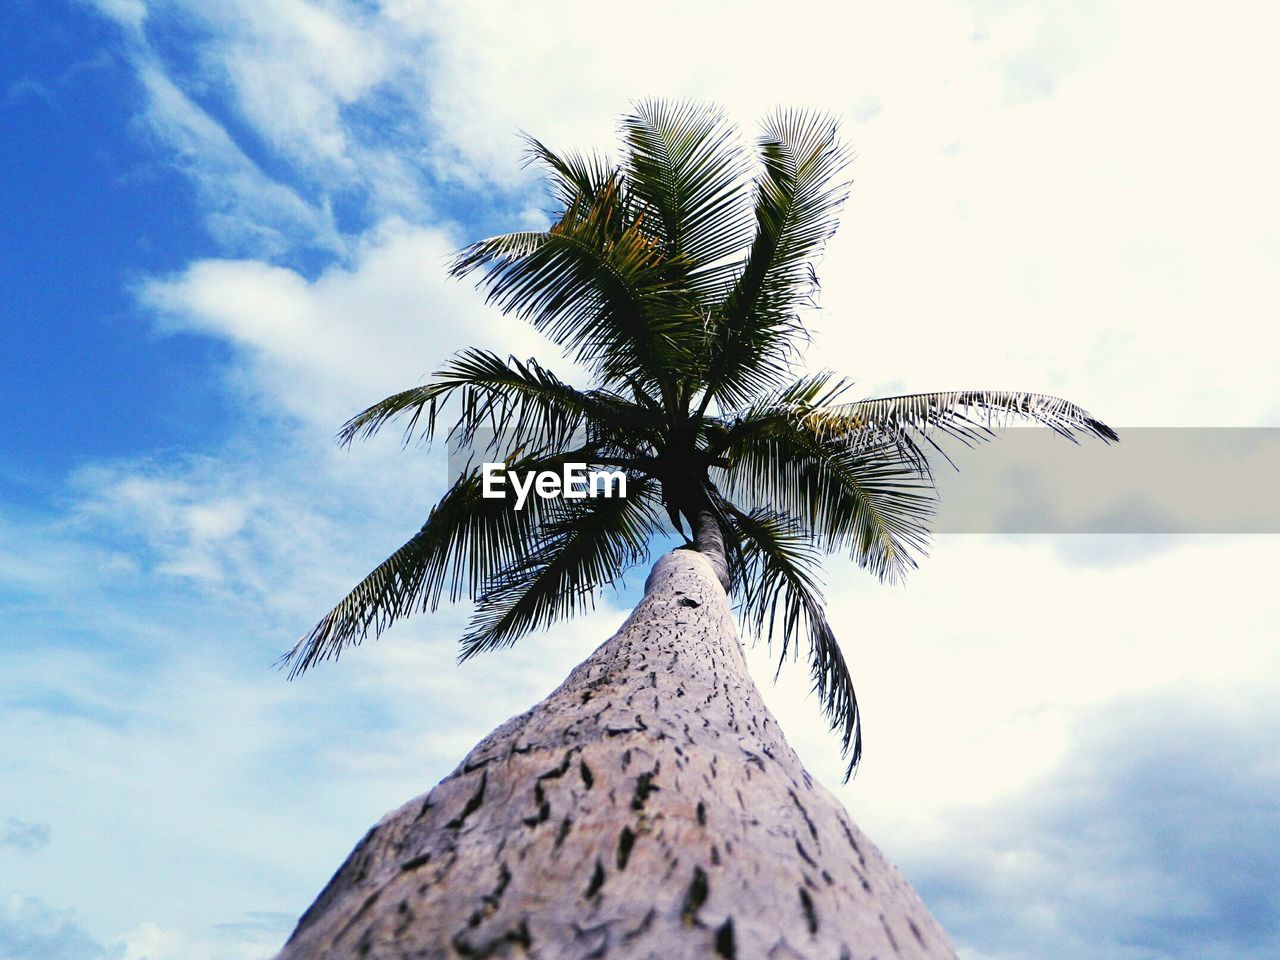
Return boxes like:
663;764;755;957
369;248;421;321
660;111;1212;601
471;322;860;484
70;463;257;583
819;3;1280;425
743;533;1280;848
134;61;345;257
913;689;1280;959
86;1;1280;422
0;895;118;960
0;819;51;853
7;448;1276;960
370;0;1280;425
197;0;391;167
0;440;632;952
80;0;147;32
139;219;570;432
114;917;287;960
116;923;193;960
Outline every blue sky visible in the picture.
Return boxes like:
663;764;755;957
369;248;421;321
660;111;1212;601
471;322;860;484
1;3;228;482
2;2;1278;959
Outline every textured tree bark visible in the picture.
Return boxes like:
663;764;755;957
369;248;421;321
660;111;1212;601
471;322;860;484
690;509;731;592
275;549;958;959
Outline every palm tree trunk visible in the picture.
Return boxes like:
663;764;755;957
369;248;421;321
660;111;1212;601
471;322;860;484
690;507;731;592
274;549;958;959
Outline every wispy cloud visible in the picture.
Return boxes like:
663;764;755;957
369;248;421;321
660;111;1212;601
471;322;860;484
916;691;1280;960
88;0;1280;423
0;819;51;853
137;220;569;431
134;61;346;259
0;895;118;960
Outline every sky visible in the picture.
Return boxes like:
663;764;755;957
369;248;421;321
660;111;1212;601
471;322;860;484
1;1;1278;958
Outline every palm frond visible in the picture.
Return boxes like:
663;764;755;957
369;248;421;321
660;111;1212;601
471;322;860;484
715;372;857;439
450;208;694;391
290;100;1119;781
522;136;617;212
706;109;853;407
619;99;753;293
834;389;1118;475
839;389;1119;444
282;450;611;678
718;398;936;581
336;349;659;458
721;504;862;780
460;477;662;659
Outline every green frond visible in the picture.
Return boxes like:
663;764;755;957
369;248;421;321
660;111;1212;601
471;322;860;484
705;109;854;408
718;394;936;581
619;99;753;292
833;389;1118;476
715;372;856;435
713;373;934;476
460;478;663;659
337;348;661;458
289;100;1119;781
522;135;617;212
281;449;613;678
839;390;1119;445
721;504;862;779
449;214;695;392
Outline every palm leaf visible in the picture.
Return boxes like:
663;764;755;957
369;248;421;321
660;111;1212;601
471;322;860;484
839;389;1119;444
619;99;753;294
450;211;693;391
706;109;853;408
834;389;1119;476
337;348;659;458
718;399;936;581
522;136;617;212
282;449;615;677
721;503;862;780
460;477;663;658
288;99;1119;780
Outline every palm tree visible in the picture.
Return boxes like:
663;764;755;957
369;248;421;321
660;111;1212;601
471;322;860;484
275;100;1114;959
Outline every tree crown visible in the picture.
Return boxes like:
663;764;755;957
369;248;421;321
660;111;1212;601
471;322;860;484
285;100;1116;778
